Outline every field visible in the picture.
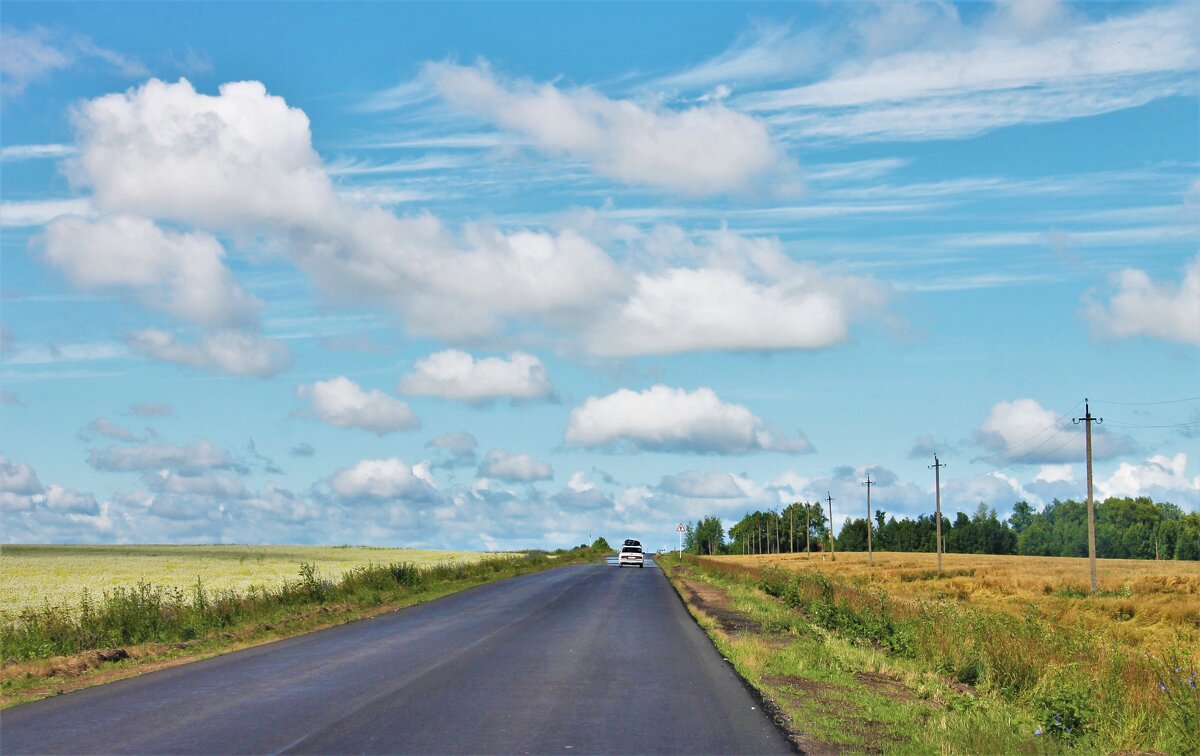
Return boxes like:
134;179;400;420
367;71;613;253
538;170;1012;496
0;544;497;621
721;551;1200;651
672;551;1200;752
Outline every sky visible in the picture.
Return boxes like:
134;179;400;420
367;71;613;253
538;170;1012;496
1;0;1197;552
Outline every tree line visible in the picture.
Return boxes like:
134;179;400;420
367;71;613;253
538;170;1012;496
684;496;1200;560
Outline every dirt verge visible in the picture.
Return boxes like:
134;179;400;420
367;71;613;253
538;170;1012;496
664;562;925;755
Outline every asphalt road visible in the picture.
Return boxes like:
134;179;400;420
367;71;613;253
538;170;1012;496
2;559;792;754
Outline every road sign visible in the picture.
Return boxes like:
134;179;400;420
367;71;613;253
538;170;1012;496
676;523;686;533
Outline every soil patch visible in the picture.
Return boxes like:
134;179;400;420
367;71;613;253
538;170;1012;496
677;576;762;634
854;671;921;704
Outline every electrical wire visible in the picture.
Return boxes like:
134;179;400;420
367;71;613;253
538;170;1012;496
1101;421;1200;429
1092;395;1200;406
972;399;1083;465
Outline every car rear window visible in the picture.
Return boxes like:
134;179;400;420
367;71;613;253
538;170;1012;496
621;546;641;553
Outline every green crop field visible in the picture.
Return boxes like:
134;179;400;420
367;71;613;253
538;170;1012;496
0;544;499;620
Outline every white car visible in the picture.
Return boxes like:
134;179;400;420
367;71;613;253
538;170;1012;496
618;545;644;568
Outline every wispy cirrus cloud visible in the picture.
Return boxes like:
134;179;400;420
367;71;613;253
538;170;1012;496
0;143;76;162
674;2;1200;142
1;26;146;96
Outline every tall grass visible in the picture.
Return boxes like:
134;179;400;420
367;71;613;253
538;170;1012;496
2;549;596;663
688;555;1199;753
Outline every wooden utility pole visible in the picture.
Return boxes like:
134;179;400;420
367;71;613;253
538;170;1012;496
805;503;811;557
930;455;947;575
826;492;836;562
790;504;795;554
862;473;875;565
1074;399;1102;593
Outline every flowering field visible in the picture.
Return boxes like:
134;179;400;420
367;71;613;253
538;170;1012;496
0;544;495;620
723;550;1200;651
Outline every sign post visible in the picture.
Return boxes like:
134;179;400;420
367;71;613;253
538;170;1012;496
676;523;686;560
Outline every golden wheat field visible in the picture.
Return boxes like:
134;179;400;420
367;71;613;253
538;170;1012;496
0;544;498;620
721;551;1200;651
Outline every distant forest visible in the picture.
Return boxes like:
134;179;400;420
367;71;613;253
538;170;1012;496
685;496;1200;561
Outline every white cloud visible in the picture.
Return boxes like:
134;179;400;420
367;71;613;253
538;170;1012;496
127;329;291;378
0;198;92;227
426;62;791;195
550;482;614;512
1085;256;1200;346
565;385;812;455
583;224;886;356
587;264;885;356
0;456;43;496
88;438;242;474
567;471;595;493
1034;464;1074;484
297;376;419;434
478;450;553;483
975;398;1131;464
129;402;173;417
0;456;100;517
659;471;746;498
145;471;245;498
43;484;99;515
80;417;138;442
398;350;553;404
242;483;321;523
70;78;336;228
426;432;477;468
329;457;438;502
1098;453;1200;502
42;214;259;327
60;78;889;356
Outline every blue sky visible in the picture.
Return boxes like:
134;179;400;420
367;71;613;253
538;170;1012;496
1;1;1197;551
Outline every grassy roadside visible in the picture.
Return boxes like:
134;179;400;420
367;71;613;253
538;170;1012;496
661;556;1197;754
1;546;608;708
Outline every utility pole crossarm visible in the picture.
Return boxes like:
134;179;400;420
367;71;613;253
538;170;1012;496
1073;399;1103;593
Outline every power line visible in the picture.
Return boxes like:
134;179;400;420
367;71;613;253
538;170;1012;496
966;430;1081;482
972;400;1084;465
1102;421;1200;429
1093;395;1200;406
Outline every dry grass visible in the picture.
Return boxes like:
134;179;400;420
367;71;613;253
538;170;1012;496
719;551;1200;652
0;544;501;621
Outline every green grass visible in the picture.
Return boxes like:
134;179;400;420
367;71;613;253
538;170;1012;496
666;557;1199;754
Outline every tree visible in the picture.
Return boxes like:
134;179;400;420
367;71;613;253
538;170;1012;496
1009;501;1035;534
591;536;611;551
837;517;870;551
691;516;725;555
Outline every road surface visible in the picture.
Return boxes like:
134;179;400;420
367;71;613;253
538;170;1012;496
2;559;792;754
